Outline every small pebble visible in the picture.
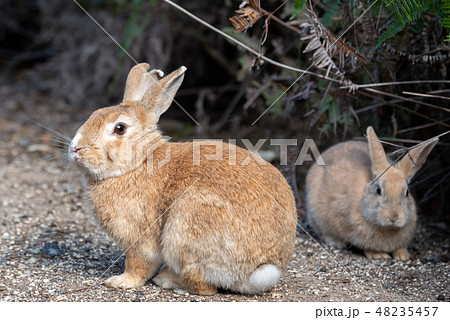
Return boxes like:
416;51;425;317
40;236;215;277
40;243;67;257
318;266;327;272
421;252;440;264
173;288;188;295
18;138;31;147
27;257;38;264
342;278;351;284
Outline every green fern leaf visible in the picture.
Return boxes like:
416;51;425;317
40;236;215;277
442;0;450;40
374;0;425;51
290;0;307;20
374;20;405;50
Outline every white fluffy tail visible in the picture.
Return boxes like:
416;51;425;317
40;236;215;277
237;264;281;294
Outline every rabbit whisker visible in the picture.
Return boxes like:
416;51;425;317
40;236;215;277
52;143;70;150
47;153;69;161
59;162;73;184
51;137;71;146
46;159;70;175
28;118;72;142
66;163;75;195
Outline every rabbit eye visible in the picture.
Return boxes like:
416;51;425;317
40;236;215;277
114;123;127;135
376;185;382;196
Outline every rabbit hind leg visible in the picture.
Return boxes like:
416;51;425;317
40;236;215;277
153;266;217;296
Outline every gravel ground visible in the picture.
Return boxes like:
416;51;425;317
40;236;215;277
0;87;449;302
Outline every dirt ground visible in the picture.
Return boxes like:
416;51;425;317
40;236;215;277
0;86;449;302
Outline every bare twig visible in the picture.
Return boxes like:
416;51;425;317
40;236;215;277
396;118;450;135
261;8;303;35
427;89;450;95
419;171;450;205
355;99;404;114
390;130;450;155
260;0;291;45
430;129;450;140
212;86;246;132
365;134;406;149
411;157;445;185
341;80;450;90
358;91;450;129
364;88;450;114
403;91;450;101
376;137;450;146
243;79;272;110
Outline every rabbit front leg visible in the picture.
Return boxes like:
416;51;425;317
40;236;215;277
105;248;163;289
364;250;391;260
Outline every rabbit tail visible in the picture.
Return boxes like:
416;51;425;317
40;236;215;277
236;264;281;294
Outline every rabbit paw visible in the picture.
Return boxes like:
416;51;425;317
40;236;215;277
323;236;346;249
364;250;391;260
104;274;146;289
392;248;410;261
153;272;180;290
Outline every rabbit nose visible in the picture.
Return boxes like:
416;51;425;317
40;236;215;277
389;213;399;222
72;146;83;153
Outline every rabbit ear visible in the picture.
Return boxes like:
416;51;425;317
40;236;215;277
396;138;438;180
142;66;186;123
367;126;389;175
122;63;164;102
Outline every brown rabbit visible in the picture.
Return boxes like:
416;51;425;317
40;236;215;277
306;127;438;260
68;63;297;295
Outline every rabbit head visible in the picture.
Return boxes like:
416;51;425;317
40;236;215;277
361;127;438;228
68;63;186;180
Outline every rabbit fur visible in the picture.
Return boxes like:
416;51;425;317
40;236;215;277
306;126;438;260
68;63;297;295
